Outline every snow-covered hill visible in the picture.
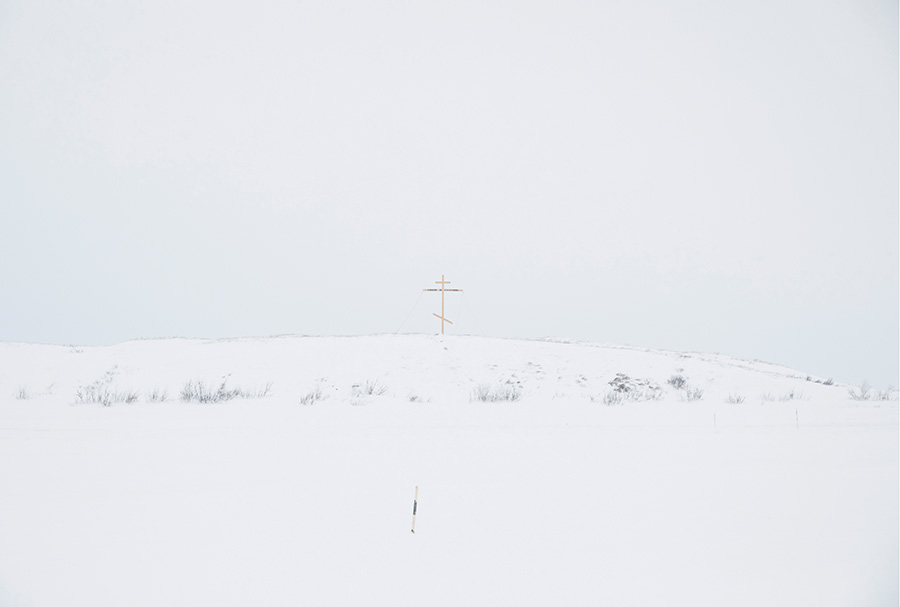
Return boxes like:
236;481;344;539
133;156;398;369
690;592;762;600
0;334;862;409
0;335;896;606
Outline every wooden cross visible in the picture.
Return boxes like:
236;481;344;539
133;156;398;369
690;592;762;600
423;274;463;335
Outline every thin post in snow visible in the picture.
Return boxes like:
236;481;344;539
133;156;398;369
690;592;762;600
795;408;799;430
411;486;418;534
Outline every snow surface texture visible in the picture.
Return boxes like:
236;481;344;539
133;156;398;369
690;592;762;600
0;335;896;606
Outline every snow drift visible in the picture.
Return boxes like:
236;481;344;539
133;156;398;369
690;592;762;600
0;335;896;606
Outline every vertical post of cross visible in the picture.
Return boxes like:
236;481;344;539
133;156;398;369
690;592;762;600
423;275;463;335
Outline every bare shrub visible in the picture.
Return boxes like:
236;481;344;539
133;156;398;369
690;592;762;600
760;392;776;403
74;383;112;406
300;385;323;405
181;379;230;403
667;374;687;390
471;383;521;402
352;380;388;397
147;387;168;403
73;367;140;406
848;381;871;401
15;386;30;400
663;373;705;402
600;391;624;406
874;386;898;401
684;386;704;402
494;385;521;402
408;393;424;403
249;382;273;398
823;378;834;386
591;373;663;406
779;389;802;402
608;373;663;401
180;377;271;403
471;384;491;401
593;386;663;405
74;384;139;407
725;393;745;404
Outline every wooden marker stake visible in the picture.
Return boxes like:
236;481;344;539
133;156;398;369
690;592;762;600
411;486;418;534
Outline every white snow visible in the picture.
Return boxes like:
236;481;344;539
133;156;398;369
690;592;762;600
0;334;896;606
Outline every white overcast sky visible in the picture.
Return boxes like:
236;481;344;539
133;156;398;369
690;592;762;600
0;0;897;386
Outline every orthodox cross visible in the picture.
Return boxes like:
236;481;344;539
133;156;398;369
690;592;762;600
423;274;463;335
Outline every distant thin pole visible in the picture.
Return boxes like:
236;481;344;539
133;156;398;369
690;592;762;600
411;486;418;534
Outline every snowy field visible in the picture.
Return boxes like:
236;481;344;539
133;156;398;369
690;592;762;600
0;335;896;606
